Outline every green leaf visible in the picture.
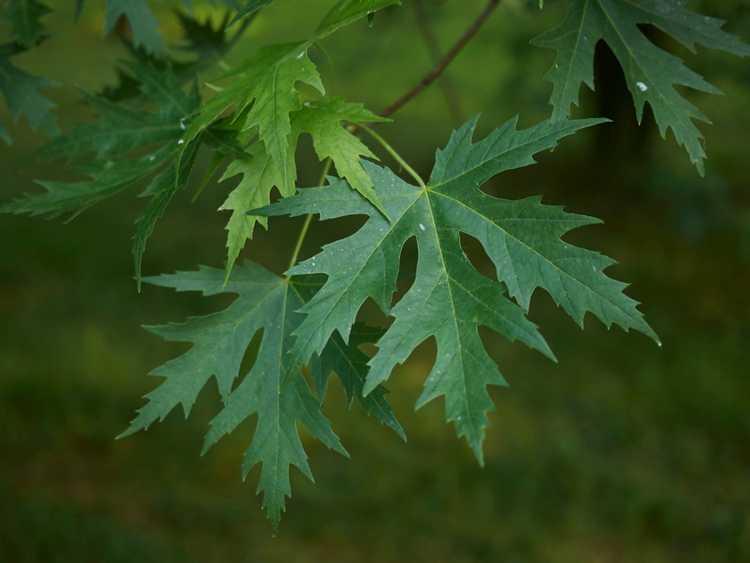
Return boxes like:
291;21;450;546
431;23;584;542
1;147;169;219
257;115;657;461
316;0;401;39
532;0;750;174
0;55;57;140
219;143;288;281
2;61;200;282
183;42;323;194
311;323;406;441
132;142;199;290
105;0;164;55
119;263;351;527
3;0;51;48
295;97;389;215
219;0;273;24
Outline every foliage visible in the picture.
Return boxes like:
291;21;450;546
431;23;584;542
532;0;750;175
0;0;747;527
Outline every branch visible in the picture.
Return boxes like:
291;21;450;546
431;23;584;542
381;0;500;118
412;0;463;122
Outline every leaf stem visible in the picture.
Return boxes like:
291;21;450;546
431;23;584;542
286;0;501;269
358;125;426;188
287;158;333;273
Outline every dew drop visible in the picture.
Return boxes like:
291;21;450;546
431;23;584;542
418;223;426;232
177;138;185;145
179;118;187;130
636;81;648;92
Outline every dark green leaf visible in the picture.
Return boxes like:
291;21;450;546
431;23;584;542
0;55;57;141
120;262;349;527
532;0;750;174
105;0;164;55
257;115;657;461
3;0;51;48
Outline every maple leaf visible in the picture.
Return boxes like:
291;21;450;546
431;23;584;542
121;262;401;525
219;143;287;281
310;323;406;441
532;0;750;174
316;0;401;39
0;52;57;142
197;46;388;278
295;97;389;215
256;115;658;461
3;0;50;48
182;42;323;194
1;62;202;286
105;0;164;55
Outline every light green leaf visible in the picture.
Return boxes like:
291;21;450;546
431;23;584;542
219;143;288;281
183;42;323;194
257;115;657;461
316;0;401;39
119;263;349;527
295;97;389;215
532;0;750;174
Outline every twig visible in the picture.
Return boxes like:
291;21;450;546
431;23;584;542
381;0;500;118
412;0;463;122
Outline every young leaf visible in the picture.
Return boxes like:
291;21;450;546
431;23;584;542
182;42;323;194
532;0;750;174
257;115;658;461
105;0;164;55
295;97;389;215
316;0;401;39
120;263;397;526
219;143;288;281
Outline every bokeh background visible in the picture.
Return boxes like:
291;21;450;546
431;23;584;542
2;1;749;561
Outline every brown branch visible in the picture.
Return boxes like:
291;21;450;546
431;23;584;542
381;0;500;118
412;0;463;122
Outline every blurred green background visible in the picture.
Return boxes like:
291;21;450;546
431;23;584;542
2;1;749;561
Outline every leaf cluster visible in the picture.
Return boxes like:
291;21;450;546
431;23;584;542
1;0;748;527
